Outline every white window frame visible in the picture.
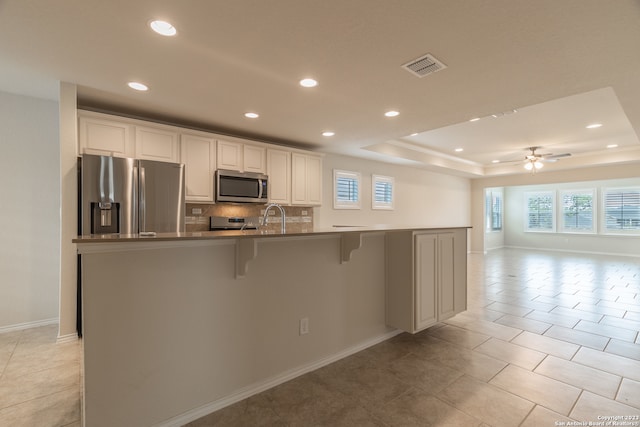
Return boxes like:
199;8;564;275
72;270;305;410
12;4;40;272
372;174;394;210
560;189;596;234
601;187;640;235
485;188;503;232
333;169;361;210
524;191;556;232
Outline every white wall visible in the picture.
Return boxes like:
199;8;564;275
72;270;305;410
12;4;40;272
315;154;471;229
504;177;640;256
0;91;60;330
470;164;640;254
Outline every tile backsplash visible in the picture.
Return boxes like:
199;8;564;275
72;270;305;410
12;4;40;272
185;203;314;233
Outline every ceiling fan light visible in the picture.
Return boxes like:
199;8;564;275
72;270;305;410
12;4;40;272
534;160;544;169
524;162;534;171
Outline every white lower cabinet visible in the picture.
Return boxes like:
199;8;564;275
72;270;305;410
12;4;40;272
386;229;467;333
180;134;216;202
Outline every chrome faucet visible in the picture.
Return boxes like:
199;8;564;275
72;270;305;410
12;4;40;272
262;203;286;233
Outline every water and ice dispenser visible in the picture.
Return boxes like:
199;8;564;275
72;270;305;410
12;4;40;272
90;201;120;234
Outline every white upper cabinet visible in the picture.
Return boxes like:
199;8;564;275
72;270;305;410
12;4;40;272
217;139;266;173
243;145;266;173
291;153;322;206
78;111;178;163
78;110;323;206
267;148;291;205
135;126;179;163
180;134;216;202
306;155;322;205
78;115;134;157
217;140;243;171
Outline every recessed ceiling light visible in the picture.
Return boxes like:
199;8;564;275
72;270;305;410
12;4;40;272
244;112;259;119
455;148;464;152
492;160;500;163
322;131;335;137
607;144;618;148
149;20;177;36
469;117;481;122
410;133;418;136
127;82;148;91
586;123;603;129
299;78;318;88
384;110;399;117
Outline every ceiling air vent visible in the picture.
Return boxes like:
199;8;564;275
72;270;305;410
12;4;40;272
402;53;447;78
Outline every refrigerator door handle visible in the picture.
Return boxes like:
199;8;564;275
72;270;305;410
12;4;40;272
132;165;139;234
139;166;146;233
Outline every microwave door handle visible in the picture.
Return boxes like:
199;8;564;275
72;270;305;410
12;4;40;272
139;166;146;233
258;179;264;199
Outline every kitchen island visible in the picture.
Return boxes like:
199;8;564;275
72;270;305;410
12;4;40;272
75;225;469;427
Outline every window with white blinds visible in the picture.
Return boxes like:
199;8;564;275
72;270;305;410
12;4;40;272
525;191;555;232
485;189;503;231
561;190;595;232
372;175;394;210
603;188;640;232
333;169;361;209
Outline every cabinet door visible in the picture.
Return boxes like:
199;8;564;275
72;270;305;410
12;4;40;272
135;126;179;162
78;116;134;157
438;233;456;321
291;153;308;205
291;153;323;206
181;134;216;202
217;140;243;171
244;145;266;173
414;234;438;330
306;155;322;205
267;149;291;204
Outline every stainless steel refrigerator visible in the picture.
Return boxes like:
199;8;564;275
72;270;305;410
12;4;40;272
79;154;185;235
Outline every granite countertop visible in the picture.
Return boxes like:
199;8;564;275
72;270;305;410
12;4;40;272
73;225;471;244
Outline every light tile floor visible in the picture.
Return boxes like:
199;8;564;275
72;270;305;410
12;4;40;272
0;324;81;426
187;248;640;426
2;248;640;426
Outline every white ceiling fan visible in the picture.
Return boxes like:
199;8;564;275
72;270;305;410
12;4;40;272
510;146;572;172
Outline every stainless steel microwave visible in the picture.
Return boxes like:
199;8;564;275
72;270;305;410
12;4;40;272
215;169;268;203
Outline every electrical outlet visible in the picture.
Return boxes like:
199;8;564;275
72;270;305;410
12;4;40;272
192;208;202;215
299;317;309;335
301;210;308;216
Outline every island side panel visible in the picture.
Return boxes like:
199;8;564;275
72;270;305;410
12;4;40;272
81;235;391;427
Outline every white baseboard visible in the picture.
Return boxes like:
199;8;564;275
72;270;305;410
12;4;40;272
504;245;640;258
0;318;59;335
155;329;403;427
57;333;79;344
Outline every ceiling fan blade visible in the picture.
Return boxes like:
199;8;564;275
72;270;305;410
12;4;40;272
500;157;527;164
541;152;571;160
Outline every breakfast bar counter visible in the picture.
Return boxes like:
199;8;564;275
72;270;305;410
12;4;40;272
75;225;469;427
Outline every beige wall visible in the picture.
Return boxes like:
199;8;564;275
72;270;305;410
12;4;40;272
316;154;472;229
0;90;60;330
58;82;78;339
81;235;394;426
